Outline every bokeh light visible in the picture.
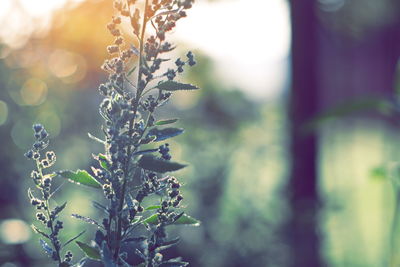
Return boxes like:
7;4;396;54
48;49;78;78
0;219;31;245
20;78;48;106
0;100;8;126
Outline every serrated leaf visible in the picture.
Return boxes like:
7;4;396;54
71;214;104;229
147;127;184;141
76;241;101;260
32;225;49;239
156;81;199;91
155;119;178;126
63;230;86;247
138;155;186;173
57;170;101;189
40;239;53;257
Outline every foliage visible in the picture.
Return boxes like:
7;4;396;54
25;0;199;266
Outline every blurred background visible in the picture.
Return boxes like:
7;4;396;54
1;0;400;266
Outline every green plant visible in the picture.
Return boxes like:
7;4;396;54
25;0;199;266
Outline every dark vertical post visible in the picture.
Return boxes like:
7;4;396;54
288;0;322;266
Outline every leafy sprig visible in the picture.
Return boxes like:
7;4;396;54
26;0;200;266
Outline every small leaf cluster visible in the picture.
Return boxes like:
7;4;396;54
25;125;82;266
25;0;200;266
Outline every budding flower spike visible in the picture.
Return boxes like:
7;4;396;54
25;0;200;266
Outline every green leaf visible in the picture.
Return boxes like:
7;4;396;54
142;214;158;225
32;224;49;239
155;119;178;126
148;127;184;141
133;148;159;156
142;214;200;226
71;214;104;229
53;202;67;217
140;135;157;145
145;205;161;211
138;155;186;173
156;81;199;91
57;170;101;189
76;241;101;260
371;166;387;180
93;153;110;170
156;237;180;252
92;201;108;214
174;214;201;226
131;216;142;224
63;230;86;247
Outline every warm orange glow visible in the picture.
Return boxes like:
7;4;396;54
0;0;85;48
48;49;79;78
48;49;88;84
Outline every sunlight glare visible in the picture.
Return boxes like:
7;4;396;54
19;0;66;17
174;0;291;100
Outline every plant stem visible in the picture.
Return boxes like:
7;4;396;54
114;0;149;260
36;160;62;265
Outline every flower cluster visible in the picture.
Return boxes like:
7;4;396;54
26;0;199;266
25;125;72;265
